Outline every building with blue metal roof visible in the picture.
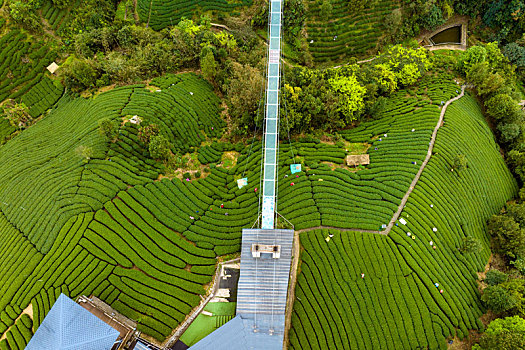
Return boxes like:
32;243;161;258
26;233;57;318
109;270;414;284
26;293;120;350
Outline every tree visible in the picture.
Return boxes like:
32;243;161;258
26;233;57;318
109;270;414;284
485;42;506;71
458;46;488;74
465;60;506;97
200;49;217;83
485;269;508;286
320;0;333;18
98;118;119;141
138;123;159;144
508;149;525;183
9;1;41;31
477;71;505;97
75;145;93;163
328;74;366;124
474;316;525;350
227;62;264;132
2;100;32;129
507;203;525;227
488;214;525;258
280;84;308;133
481;285;518;314
498;123;521;143
466;61;490;86
452;154;467;172
420;4;445;30
375;45;431;89
511;257;525;275
373;63;398;94
485;94;521;122
384;8;402;36
459;236;482;254
283;0;306;41
499;278;525;316
396;63;422;86
279;83;324;133
148;134;171;160
503;43;525;68
61;58;100;92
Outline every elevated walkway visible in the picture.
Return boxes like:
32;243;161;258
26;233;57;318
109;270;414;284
190;1;294;348
261;0;282;229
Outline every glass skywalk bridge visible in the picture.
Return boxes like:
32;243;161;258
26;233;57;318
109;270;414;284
191;2;294;349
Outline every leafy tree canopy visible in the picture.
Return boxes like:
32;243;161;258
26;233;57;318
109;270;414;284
1;100;32;129
481;285;518;314
474;316;525;350
148;134;172;160
488;214;525;259
485;269;508;286
328;74;366;124
375;45;431;89
459;235;482;254
98;118;119;141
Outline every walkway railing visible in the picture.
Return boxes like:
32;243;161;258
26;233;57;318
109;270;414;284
261;0;283;230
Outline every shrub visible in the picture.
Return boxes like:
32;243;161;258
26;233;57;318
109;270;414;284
485;270;508;286
459;236;482;254
61;57;100;92
148;134;171;160
98;118;119;141
481;286;518;314
474;316;525;350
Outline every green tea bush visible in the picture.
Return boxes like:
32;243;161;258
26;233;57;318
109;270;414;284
0;76;517;345
0;30;58;103
289;94;517;348
0;309;34;350
21;77;64;118
136;0;253;30
306;0;397;62
0;74;219;253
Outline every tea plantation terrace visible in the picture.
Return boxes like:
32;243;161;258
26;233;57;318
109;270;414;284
191;0;294;348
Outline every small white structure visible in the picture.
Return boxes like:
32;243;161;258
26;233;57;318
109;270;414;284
46;62;59;74
129;115;142;124
399;218;407;225
237;177;248;189
215;289;230;298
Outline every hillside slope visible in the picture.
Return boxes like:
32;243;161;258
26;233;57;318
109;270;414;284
288;95;517;349
0;76;517;347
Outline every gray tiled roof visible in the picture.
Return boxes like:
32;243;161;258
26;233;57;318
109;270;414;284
26;294;119;350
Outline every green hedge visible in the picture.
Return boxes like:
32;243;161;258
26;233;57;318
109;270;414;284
290;94;517;349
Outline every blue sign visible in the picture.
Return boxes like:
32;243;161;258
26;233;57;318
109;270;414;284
290;164;301;174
